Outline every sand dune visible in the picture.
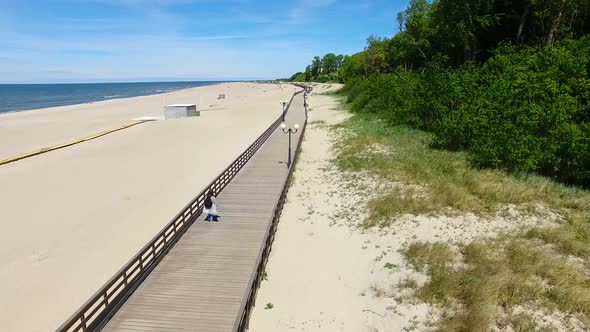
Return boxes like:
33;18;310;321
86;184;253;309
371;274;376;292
0;82;297;332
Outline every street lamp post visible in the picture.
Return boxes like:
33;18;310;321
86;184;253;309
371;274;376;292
281;123;299;168
280;101;288;122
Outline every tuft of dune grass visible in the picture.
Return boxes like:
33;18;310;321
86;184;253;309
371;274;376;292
402;240;590;331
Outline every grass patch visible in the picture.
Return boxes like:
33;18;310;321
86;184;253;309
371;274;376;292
526;217;590;260
331;112;590;330
397;276;419;290
401;240;590;331
318;88;343;96
370;283;391;298
333;113;590;226
384;262;399;270
309;119;327;126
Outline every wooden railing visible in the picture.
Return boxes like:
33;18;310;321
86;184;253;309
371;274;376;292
56;87;305;332
233;85;312;332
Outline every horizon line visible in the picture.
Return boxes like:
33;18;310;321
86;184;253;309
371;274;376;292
0;78;290;85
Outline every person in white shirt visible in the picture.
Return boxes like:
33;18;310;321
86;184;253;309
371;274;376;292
203;190;221;222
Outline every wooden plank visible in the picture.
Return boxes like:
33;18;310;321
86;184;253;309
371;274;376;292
102;94;306;332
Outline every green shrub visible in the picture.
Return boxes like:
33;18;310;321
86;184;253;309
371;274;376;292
345;77;370;105
344;37;590;187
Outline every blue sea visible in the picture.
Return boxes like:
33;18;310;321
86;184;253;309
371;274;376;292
0;81;226;114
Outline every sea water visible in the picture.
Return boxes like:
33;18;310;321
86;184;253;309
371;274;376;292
0;81;225;114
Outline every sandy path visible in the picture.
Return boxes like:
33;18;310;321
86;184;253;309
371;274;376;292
248;85;433;331
0;82;297;331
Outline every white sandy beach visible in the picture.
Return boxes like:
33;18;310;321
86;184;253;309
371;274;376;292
0;82;298;331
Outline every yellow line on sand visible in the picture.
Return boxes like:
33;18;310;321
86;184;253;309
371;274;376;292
0;120;152;166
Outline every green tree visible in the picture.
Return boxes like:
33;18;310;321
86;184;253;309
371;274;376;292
393;0;435;68
364;35;388;76
338;53;366;81
311;56;322;77
432;0;498;64
531;0;587;46
322;53;339;73
304;65;312;81
289;72;304;81
336;54;345;69
286;0;590;186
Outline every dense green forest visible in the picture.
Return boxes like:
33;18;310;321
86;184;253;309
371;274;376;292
292;0;590;187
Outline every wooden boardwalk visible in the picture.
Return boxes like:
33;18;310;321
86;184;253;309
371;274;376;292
100;94;306;331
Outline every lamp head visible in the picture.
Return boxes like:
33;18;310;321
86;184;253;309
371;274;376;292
280;123;286;129
294;124;300;130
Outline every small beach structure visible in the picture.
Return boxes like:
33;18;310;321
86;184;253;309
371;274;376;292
163;104;199;119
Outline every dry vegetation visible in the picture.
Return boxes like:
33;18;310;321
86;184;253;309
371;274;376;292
332;112;590;331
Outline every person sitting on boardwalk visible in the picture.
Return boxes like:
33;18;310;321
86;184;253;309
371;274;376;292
203;190;221;222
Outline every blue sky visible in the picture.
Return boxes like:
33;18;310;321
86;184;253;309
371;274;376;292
0;0;408;83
